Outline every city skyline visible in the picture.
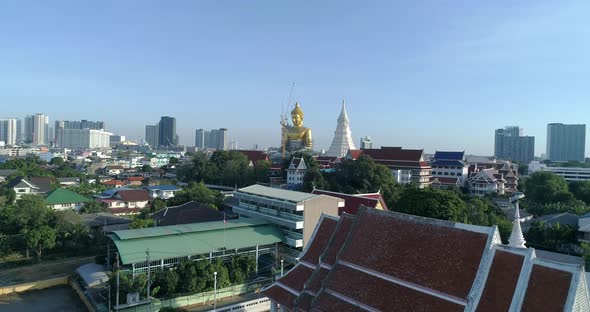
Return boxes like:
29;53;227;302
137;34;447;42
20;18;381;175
2;1;590;154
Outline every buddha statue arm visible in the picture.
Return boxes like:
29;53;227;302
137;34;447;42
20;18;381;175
304;128;313;148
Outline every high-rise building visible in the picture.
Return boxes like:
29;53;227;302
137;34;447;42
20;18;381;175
145;124;159;147
195;129;206;149
158;116;176;147
0;119;18;145
494;126;535;163
547;123;586;162
56;128;111;149
25;113;49;146
56;119;105;131
360;136;373;150
326;101;356;158
194;128;228;150
16;119;22;144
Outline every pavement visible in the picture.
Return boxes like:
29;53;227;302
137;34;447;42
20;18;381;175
0;285;87;312
186;292;263;312
0;256;95;286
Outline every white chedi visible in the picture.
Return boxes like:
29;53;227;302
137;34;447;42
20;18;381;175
326;101;356;158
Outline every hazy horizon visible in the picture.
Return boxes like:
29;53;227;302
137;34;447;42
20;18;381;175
2;1;590;155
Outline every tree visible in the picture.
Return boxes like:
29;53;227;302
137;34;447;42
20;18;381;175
154;270;179;298
524;172;572;204
167;182;222;209
129;218;155;229
395;186;467;222
25;225;56;259
525;221;578;253
150;198;166;212
141;165;153;173
79;201;107;213
0;234;10;260
176;261;197;293
569;181;590;205
169;157;179;165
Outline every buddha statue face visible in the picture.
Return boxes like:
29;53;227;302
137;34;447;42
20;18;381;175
292;113;302;126
291;103;304;127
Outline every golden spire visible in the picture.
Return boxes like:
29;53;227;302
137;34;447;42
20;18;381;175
291;102;304;118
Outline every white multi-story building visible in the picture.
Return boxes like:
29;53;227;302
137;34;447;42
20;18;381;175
0;119;18;145
529;161;590;181
430;151;469;188
232;185;343;251
466;168;506;196
24;113;49;145
56;128;111;149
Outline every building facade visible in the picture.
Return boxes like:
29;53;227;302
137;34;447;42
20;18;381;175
24;113;49;145
360;136;372;149
287;157;307;187
194;128;228;150
145;124;159;147
529;161;590;181
232;185;343;251
158;116;176;147
0;119;18;145
494;126;535;163
430;151;468;187
547;123;586;162
56;128;111;149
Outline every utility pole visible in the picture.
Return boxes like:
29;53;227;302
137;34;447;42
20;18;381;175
146;249;151;301
281;259;284;276
213;271;218;311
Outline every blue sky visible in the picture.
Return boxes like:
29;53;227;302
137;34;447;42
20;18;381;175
1;1;589;155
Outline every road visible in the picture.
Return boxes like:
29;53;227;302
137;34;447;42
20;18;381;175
0;256;95;286
186;292;264;312
0;285;87;312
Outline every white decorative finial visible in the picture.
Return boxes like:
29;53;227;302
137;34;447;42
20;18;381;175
508;195;526;248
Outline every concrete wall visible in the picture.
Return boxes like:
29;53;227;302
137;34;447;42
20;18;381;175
302;195;342;246
70;278;96;312
0;276;69;296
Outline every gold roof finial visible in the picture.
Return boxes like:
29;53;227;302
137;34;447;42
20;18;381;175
291;102;304;118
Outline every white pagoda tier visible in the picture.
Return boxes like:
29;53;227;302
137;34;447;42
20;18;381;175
326;101;356;158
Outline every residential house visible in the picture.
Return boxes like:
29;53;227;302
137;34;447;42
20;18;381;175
44;188;91;211
103;165;125;176
98;189;150;215
0;169;16;183
287;157;307;188
466;168;506;196
7;177;54;200
347;147;432;188
151;201;225;226
124;176;145;186
143;185;181;200
103;179;126;188
57;177;81;187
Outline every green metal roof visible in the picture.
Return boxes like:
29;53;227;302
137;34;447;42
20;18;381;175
109;219;283;265
111;218;269;240
237;185;317;203
45;188;92;205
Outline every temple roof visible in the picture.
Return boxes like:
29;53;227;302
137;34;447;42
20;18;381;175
263;207;590;311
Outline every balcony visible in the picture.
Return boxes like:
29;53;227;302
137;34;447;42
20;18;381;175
233;206;304;230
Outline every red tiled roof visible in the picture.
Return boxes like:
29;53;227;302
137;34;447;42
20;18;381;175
361;146;424;162
339;210;488;299
312;189;382;215
300;217;338;265
320;264;465;311
322;214;355;266
237;150;269;163
104;180;125;186
278;265;314;293
126;177;145;182
346;149;363;160
264;285;297;310
521;264;573;311
436;177;460;185
477;249;525;311
312;292;366;311
116;189;150;202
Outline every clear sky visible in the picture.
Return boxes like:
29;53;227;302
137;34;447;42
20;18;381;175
1;1;589;155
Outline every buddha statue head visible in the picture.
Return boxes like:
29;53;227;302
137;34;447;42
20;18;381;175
291;102;304;127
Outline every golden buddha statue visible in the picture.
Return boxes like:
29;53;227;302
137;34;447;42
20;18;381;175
281;102;313;157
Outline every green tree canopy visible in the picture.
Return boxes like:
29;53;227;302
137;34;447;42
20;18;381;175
569;181;590;205
524;172;572;204
25;225;56;259
166;182;223;209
